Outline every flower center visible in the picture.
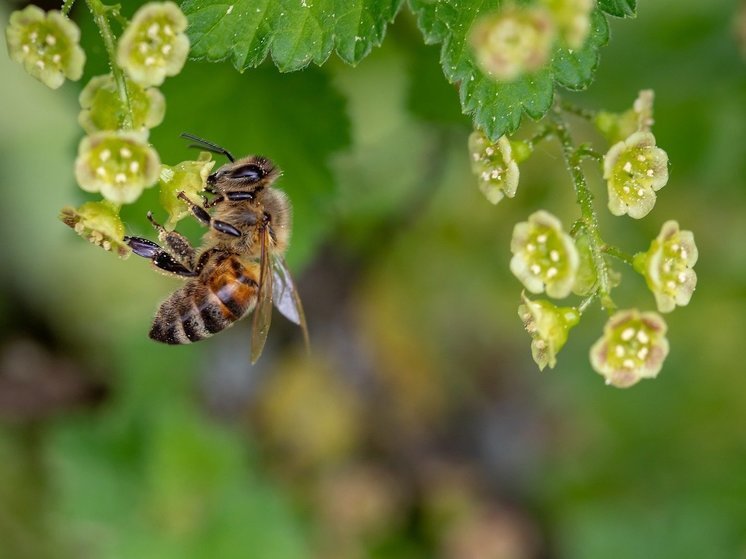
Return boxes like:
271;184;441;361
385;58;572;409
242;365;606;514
608;321;655;370
525;227;567;282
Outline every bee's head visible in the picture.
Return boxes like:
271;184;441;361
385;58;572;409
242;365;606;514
206;156;281;193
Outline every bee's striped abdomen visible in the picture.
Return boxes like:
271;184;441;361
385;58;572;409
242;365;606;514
149;256;260;345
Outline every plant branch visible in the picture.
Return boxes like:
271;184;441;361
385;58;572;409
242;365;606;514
85;0;133;129
551;105;615;312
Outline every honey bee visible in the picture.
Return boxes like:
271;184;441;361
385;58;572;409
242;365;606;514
124;134;309;363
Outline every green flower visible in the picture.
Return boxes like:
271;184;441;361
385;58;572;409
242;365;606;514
5;6;85;89
510;210;579;298
75;131;160;204
634;220;698;313
79;74;166;134
116;2;189;87
541;0;594;49
595;89;655;145
603;131;669;219
469;5;556;82
590;309;669;388
518;293;579;370
60;201;130;257
468;131;520;204
159;153;215;228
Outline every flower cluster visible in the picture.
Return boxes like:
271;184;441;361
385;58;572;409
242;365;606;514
467;87;695;388
5;6;85;89
5;2;205;254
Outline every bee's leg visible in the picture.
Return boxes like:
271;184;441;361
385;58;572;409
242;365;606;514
146;211;198;269
124;236;197;277
177;191;241;237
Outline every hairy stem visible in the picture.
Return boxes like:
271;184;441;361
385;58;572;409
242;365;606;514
61;0;76;16
551;105;615;312
85;0;133;129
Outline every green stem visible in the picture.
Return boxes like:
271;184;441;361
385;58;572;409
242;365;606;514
551;106;616;312
85;0;133;129
61;0;76;16
558;99;598;121
526;125;553;149
602;244;635;266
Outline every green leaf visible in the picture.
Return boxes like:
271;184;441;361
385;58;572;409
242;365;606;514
408;1;610;140
181;0;404;72
597;0;637;18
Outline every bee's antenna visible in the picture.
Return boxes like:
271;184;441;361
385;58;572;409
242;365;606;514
180;132;235;162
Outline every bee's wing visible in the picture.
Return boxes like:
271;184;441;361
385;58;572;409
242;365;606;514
272;255;310;351
250;226;273;364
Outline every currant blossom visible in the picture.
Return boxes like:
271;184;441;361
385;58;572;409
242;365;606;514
634;220;698;313
60;201;130;257
116;2;189;87
603;131;669;219
75;131;160;204
469;5;556;81
510;210;579;298
159;153;215;228
590;309;669;388
468;131;520;204
5;6;85;89
518;293;579;370
79;74;166;134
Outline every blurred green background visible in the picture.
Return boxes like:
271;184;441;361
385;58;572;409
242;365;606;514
2;1;746;557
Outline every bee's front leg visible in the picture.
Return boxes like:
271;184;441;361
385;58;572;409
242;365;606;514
177;191;241;237
146;211;198;269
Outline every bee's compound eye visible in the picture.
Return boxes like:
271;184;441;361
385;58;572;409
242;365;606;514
231;164;263;182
